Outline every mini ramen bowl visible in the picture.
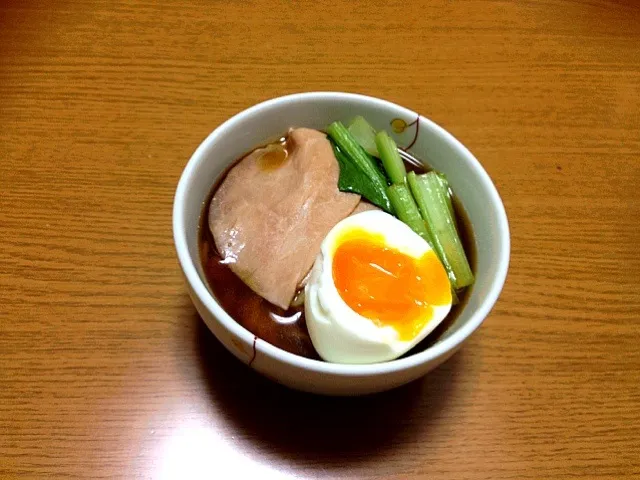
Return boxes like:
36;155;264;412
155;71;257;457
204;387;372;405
173;92;509;396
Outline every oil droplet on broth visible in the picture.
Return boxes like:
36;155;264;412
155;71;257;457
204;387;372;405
257;143;288;171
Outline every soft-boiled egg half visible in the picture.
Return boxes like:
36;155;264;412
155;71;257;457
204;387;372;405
305;210;452;364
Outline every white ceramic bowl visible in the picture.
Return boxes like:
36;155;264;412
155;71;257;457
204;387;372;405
173;92;509;396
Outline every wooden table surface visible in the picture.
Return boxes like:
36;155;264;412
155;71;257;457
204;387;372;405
2;0;639;478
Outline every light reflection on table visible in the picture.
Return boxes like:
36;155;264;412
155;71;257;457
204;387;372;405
156;420;296;480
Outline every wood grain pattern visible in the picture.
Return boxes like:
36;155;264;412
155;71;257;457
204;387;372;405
1;0;639;478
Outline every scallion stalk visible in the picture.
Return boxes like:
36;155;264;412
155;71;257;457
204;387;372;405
407;171;474;289
347;116;379;157
327;121;392;212
387;184;433;246
375;130;407;185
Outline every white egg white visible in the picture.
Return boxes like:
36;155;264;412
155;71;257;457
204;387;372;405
305;210;452;364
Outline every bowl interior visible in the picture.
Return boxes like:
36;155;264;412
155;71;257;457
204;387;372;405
175;92;509;371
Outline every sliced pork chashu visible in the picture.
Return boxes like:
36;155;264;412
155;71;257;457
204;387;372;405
209;128;360;309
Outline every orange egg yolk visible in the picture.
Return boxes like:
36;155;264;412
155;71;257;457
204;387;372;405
332;229;451;341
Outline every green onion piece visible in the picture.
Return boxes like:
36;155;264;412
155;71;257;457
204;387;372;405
375;130;407;185
387;184;433;246
407;171;474;289
436;172;455;224
348;116;379;157
327;121;392;212
333;142;393;213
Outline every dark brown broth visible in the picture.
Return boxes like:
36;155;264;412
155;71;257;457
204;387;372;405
198;139;476;360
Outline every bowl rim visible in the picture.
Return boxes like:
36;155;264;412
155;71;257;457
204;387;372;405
173;91;510;376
